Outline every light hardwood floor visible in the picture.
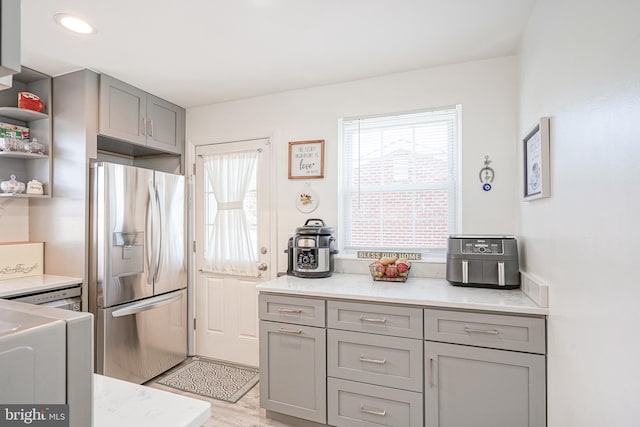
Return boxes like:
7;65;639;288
147;370;294;427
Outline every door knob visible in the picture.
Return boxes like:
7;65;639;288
260;247;268;254
258;263;268;271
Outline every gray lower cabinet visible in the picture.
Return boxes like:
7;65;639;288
328;329;423;392
424;308;546;427
424;308;546;354
259;320;326;424
259;294;326;327
258;293;547;427
328;300;423;339
328;377;423;427
99;74;184;155
425;341;546;427
327;300;424;427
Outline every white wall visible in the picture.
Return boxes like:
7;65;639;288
518;1;640;425
187;56;519;273
0;199;29;242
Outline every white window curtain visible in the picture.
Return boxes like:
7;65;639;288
203;149;260;277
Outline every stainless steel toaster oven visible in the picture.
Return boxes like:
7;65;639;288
446;235;520;289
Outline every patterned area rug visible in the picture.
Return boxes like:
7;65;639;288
156;358;259;403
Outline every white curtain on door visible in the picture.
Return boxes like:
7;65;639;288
203;149;260;277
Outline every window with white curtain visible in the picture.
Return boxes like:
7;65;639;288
339;106;461;259
202;149;260;276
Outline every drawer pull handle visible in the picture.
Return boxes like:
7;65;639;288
359;356;387;364
278;307;303;314
359;315;387;323
360;406;387;417
429;357;437;387
278;327;302;334
464;327;500;335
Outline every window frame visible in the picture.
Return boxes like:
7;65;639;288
337;105;462;260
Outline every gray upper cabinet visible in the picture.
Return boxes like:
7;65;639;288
425;341;546;427
0;0;21;78
99;75;146;145
146;94;183;153
99;74;184;155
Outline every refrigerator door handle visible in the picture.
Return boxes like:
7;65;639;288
148;181;161;284
154;180;163;283
145;183;156;285
111;293;183;318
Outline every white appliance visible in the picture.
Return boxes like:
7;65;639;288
5;284;82;311
0;299;93;427
89;162;187;384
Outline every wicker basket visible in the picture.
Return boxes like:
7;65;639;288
369;262;410;282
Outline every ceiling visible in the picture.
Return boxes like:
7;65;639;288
20;0;536;108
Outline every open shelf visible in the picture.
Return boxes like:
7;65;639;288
0;67;52;200
0;192;48;198
0;107;48;122
0;151;48;160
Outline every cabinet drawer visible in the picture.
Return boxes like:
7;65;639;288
328;377;423;427
259;294;325;327
327;301;422;339
328;329;423;392
424;308;546;354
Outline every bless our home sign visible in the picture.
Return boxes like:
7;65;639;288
357;251;422;261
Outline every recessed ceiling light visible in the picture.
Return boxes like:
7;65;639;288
54;13;97;35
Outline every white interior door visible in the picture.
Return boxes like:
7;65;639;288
194;138;272;367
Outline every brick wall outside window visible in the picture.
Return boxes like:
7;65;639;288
340;107;459;255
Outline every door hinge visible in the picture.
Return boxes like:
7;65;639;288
192;240;196;252
192;163;196;175
193;318;196;330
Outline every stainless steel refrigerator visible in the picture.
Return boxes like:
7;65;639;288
89;162;187;384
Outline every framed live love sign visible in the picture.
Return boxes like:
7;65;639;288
288;139;325;179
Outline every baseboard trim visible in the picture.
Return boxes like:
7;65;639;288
266;410;326;426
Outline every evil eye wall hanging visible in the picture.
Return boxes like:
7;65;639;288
479;155;495;191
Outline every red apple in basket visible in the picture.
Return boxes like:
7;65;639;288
385;264;398;278
396;262;409;274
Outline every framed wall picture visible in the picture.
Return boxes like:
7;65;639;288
288;139;325;179
523;117;550;201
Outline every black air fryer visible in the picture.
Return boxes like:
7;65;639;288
286;219;338;278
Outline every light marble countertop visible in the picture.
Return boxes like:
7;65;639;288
94;374;211;427
0;274;82;298
257;273;547;315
